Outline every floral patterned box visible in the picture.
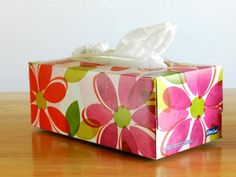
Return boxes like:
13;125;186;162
29;58;223;159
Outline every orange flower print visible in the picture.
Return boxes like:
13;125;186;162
29;64;69;134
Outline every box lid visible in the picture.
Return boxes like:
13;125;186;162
29;58;218;79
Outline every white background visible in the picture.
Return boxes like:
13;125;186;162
0;0;235;91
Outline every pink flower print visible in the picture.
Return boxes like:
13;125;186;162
82;72;156;158
159;67;222;156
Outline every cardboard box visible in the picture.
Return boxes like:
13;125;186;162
29;58;223;159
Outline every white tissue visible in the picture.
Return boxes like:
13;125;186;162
72;42;109;57
115;22;176;68
71;22;177;68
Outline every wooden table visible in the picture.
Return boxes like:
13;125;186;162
0;90;235;177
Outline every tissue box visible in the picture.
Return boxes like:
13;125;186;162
28;58;223;159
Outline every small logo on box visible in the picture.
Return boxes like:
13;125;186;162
206;126;219;137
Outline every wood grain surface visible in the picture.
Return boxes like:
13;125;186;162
0;90;235;177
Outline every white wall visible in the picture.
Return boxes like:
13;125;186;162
0;0;235;91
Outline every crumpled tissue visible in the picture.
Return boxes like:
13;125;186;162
71;22;176;68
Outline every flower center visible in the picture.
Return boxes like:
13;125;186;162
190;97;204;118
114;106;131;128
36;92;47;110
